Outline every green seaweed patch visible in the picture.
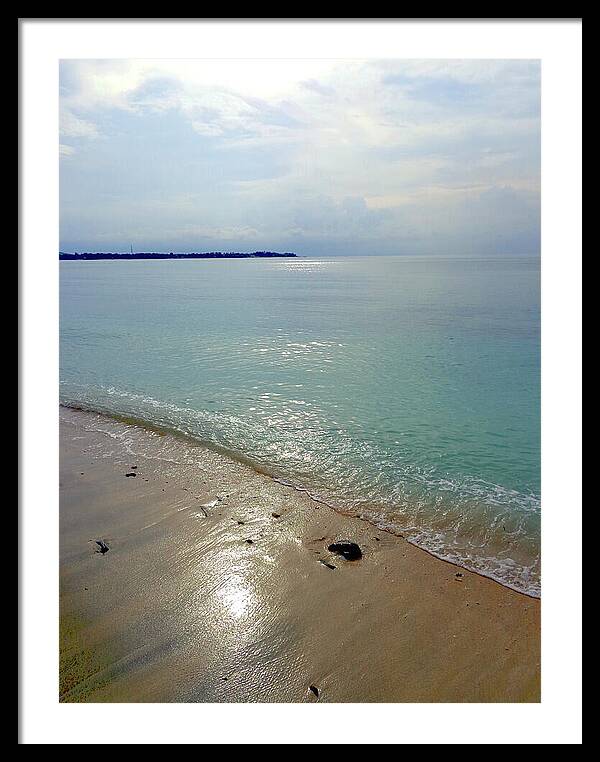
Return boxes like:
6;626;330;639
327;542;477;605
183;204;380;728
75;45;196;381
59;610;114;702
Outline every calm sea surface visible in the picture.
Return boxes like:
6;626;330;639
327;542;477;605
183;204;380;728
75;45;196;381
60;256;540;595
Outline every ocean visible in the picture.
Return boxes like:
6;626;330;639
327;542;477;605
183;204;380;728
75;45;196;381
59;255;540;596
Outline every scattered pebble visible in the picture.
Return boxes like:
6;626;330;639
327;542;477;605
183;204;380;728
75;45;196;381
271;513;281;519
245;539;254;544
131;465;138;470
94;539;109;554
320;560;336;570
309;685;319;698
125;472;136;478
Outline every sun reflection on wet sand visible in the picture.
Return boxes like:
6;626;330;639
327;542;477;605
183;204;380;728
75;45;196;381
215;569;256;621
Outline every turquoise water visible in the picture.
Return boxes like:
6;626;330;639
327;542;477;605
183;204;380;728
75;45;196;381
60;256;540;595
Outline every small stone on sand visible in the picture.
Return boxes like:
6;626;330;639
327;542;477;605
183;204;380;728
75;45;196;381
328;541;362;561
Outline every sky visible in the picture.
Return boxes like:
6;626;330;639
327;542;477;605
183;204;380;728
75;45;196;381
59;59;540;257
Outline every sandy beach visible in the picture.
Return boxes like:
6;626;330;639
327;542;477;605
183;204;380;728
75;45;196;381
60;406;540;703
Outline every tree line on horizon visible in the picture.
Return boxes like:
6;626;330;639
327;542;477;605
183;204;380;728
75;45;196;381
59;251;297;260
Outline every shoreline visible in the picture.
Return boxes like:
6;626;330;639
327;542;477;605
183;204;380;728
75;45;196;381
60;401;540;599
60;406;540;702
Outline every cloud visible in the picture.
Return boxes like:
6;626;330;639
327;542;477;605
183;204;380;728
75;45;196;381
301;79;335;97
59;59;540;256
126;75;182;113
60;108;99;139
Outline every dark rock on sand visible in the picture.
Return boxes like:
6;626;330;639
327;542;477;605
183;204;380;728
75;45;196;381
272;513;281;518
328;541;362;561
245;539;254;544
309;685;319;698
95;540;109;554
131;465;138;469
125;472;137;477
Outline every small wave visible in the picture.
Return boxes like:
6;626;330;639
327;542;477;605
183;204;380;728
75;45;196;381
60;388;541;598
274;474;540;597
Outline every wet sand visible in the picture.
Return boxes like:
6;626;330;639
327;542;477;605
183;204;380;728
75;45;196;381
59;407;540;703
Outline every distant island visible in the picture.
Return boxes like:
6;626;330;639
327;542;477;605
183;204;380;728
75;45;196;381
59;251;297;260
